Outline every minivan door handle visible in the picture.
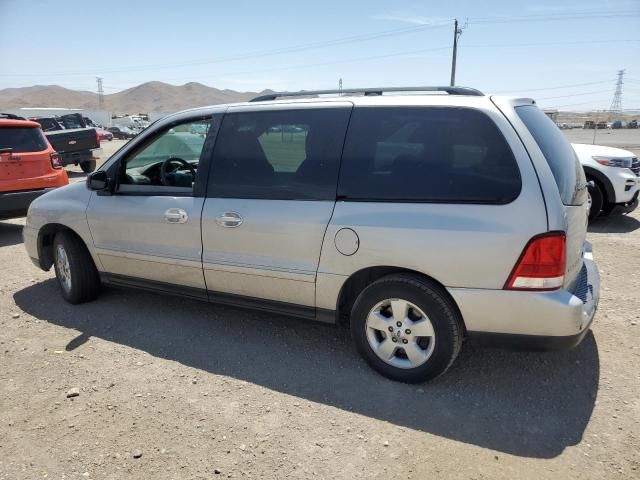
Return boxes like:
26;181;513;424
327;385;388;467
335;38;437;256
215;211;243;227
164;208;188;224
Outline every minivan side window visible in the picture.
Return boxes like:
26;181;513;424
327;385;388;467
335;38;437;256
118;119;211;193
515;105;587;206
209;108;351;200
338;107;522;203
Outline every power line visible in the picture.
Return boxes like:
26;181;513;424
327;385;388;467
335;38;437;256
0;21;452;78
544;99;639;109
51;43;452;93
536;89;614;100
59;76;631;101
12;38;636;88
1;11;637;78
547;100;613;108
465;38;639;50
93;45;454;88
493;79;616;94
468;11;640;24
133;39;638;86
63;37;638;93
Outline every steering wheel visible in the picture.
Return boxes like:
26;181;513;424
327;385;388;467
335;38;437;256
160;157;196;186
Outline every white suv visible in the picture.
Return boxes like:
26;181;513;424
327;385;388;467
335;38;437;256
23;87;600;383
572;143;639;221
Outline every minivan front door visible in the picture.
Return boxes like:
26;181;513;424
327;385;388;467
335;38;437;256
201;104;352;310
86;117;215;297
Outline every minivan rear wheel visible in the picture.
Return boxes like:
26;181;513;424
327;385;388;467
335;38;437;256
350;274;463;383
53;231;101;304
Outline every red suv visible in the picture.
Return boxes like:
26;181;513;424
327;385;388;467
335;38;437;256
0;115;69;220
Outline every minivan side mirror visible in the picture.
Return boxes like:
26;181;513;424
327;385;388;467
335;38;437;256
87;170;109;191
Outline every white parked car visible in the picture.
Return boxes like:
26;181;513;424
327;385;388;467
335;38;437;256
572;143;639;221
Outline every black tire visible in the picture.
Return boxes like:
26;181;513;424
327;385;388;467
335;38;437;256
587;181;604;222
53;231;101;304
600;202;615;217
350;274;463;383
80;159;96;173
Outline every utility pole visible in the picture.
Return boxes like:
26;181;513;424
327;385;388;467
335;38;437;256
96;77;104;109
450;19;463;86
338;78;343;96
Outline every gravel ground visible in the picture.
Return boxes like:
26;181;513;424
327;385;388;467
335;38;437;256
1;139;639;479
562;129;640;157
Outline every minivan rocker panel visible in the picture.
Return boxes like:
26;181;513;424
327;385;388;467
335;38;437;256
24;87;600;383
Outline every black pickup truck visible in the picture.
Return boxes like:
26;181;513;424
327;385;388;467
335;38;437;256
33;114;100;173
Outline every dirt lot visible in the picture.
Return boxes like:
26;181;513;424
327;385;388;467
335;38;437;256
1;137;639;480
563;129;640;156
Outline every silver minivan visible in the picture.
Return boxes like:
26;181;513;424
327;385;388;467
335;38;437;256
23;87;600;382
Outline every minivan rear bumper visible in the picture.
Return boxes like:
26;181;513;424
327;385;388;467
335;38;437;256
449;245;599;350
466;324;591;350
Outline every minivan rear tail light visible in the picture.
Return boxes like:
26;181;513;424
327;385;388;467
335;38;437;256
505;232;566;291
50;152;62;169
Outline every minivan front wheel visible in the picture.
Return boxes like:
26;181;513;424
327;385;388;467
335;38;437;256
350;274;463;383
53;231;101;304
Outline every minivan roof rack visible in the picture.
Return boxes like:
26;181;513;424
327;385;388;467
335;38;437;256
250;86;484;102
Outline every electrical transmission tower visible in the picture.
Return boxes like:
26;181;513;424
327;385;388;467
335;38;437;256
609;69;625;115
96;77;104;109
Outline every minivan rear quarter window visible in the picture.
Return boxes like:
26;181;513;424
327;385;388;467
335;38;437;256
515;105;587;206
0;127;49;153
338;107;521;203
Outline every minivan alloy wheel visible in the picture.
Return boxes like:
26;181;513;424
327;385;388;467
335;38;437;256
365;298;436;369
55;244;72;293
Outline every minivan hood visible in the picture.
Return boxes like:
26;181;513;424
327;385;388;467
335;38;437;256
572;143;635;159
29;180;91;215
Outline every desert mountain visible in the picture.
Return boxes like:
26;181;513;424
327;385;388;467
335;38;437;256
0;81;271;114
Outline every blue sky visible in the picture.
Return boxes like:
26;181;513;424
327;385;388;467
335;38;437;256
1;0;639;110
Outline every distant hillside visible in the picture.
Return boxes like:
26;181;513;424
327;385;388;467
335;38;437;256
0;81;271;114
